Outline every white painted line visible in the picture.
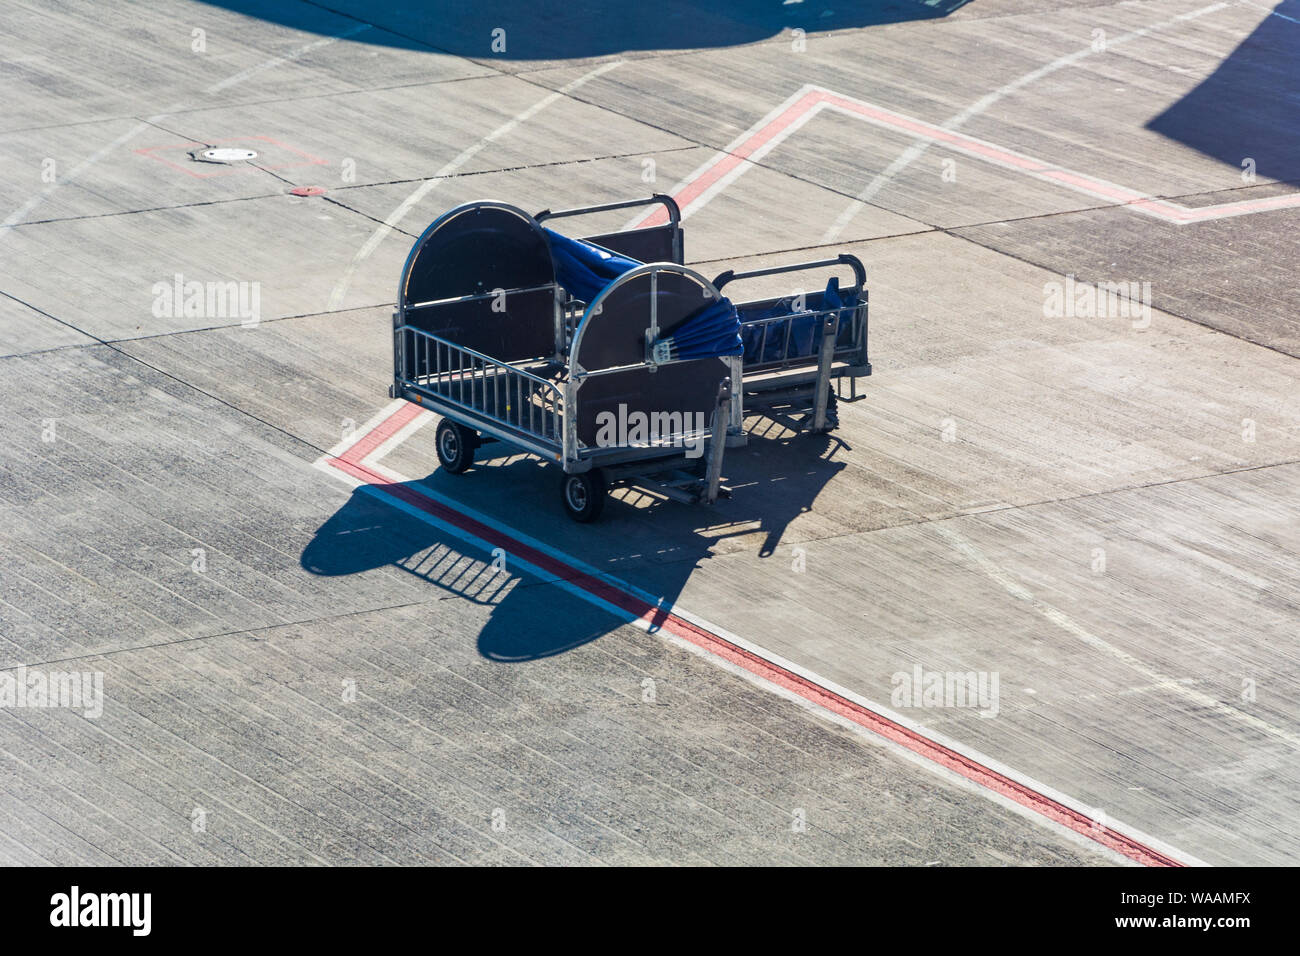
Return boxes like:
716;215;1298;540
822;2;1231;239
324;60;626;311
205;23;373;94
935;523;1300;751
311;406;1209;866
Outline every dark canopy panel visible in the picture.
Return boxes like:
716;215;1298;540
580;222;682;265
400;204;559;364
402;204;555;307
574;359;730;449
573;269;720;373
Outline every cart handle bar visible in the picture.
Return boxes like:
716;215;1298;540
534;194;681;226
712;253;865;296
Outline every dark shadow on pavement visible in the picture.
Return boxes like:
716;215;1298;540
301;420;846;661
201;0;976;60
1147;1;1300;183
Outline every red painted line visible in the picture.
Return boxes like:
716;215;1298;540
637;85;1300;227
636;90;824;227
339;401;424;465
326;409;1185;867
135;135;329;179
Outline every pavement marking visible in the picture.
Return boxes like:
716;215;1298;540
310;402;1209;867
934;525;1300;751
134;134;328;179
0;21;374;236
1;120;153;234
204;23;373;94
1239;0;1300;24
324;60;625;312
823;2;1230;240
633;79;1300;233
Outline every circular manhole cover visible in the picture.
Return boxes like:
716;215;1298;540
197;147;258;163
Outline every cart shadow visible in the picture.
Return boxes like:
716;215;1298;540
201;0;978;60
299;479;623;660
301;424;847;661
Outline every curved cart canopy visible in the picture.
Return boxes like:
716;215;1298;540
568;264;737;451
572;264;738;373
400;201;554;307
398;202;559;364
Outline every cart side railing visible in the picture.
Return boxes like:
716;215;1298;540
735;302;867;374
536;194;684;266
394;323;566;461
714;253;870;377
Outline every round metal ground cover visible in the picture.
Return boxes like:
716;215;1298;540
198;147;258;163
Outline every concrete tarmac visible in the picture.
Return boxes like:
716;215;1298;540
1;0;1297;865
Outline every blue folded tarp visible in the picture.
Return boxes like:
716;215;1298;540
544;228;640;303
546;227;742;361
739;276;855;364
657;297;743;360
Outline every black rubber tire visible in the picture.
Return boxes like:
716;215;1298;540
435;418;476;474
560;470;607;523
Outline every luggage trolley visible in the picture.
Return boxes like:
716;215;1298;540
719;254;871;435
390;195;871;521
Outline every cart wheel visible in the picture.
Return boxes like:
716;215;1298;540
560;470;606;523
435;418;476;474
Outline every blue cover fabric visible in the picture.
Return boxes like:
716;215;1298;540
546;227;742;361
660;297;743;359
544;228;640;303
739;276;856;364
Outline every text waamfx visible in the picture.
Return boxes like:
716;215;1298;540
1043;274;1153;328
50;887;151;936
1121;891;1251;907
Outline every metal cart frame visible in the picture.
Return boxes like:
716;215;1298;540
389;195;871;520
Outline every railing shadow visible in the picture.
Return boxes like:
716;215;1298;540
302;417;847;661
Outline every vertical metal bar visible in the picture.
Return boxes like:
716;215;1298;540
649;270;659;340
812;311;837;432
702;377;729;504
395;323;404;386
